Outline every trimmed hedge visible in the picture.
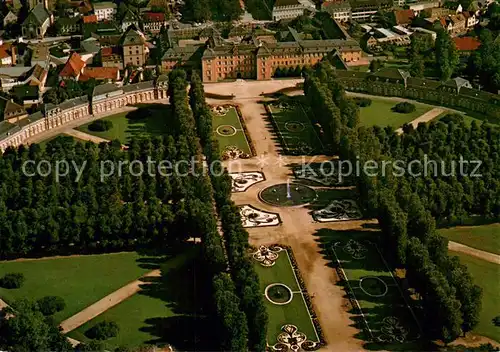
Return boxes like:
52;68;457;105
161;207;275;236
0;273;25;289
88;120;113;132
353;97;372;107
392;102;416;113
85;321;119;340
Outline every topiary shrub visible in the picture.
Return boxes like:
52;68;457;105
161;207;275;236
85;321;120;340
88;120;113;132
392;102;416;113
0;273;25;289
353;97;372;107
493;316;500;327
37;296;66;316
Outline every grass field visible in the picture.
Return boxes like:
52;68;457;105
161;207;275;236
358;98;431;128
449;251;500;342
0;252;156;322
212;106;251;154
253;248;318;345
329;230;421;346
77;106;170;144
38;134;86;148
268;101;324;155
68;249;216;350
440;224;500;255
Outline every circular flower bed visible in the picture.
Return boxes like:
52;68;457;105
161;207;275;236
359;276;388;298
265;283;293;305
216;125;237;136
259;183;317;207
285;121;305;132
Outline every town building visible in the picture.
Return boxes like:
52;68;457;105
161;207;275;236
0;42;17;66
463;11;479;29
11;85;42;106
83;15;98;24
121;9;140;32
79;67;120;82
100;47;124;69
0;96;28;123
93;2;117;22
122;27;149;67
55;17;82;35
59;52;86;80
321;1;351;22
142;12;168;33
0;64;47;92
412;27;437;40
22;3;51;39
393;9;415;26
3;11;18;27
272;0;315;21
350;0;391;21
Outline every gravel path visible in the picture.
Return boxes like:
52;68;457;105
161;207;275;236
64;129;111;144
59;270;161;334
448;241;500;264
395;107;445;134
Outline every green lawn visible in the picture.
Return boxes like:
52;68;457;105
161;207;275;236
0;252;156;322
329;230;421;346
38;134;86;148
440;224;500;255
358;98;431;128
77;106;170;144
268;101;324;155
253;249;318;345
212;106;252;154
449;251;500;342
68;249;216;350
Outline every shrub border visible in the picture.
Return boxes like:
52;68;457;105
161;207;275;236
234;105;257;156
261;244;327;349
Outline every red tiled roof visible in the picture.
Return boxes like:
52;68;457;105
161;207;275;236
143;12;165;22
100;46;120;57
79;67;119;81
59;52;86;78
439;17;448;27
453;37;481;51
394;9;415;25
83;15;97;23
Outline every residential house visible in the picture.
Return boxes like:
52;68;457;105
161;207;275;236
100;46;124;69
449;14;466;34
0;42;17;66
321;1;351;22
83;15;98;24
0;96;28;123
79;67;120;82
69;0;93;15
55;17;82;35
462;11;478;29
121;9;139;32
393;9;415;26
453;36;480;55
422;7;450;18
22;3;51;39
142;12;168;33
161;44;202;72
11;85;41;106
93;2;117;21
3;11;18;27
59;52;86;80
122;27;149;67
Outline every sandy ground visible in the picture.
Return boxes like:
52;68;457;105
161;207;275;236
59;270;161;334
64;129;111;144
395;108;445;134
448;241;500;264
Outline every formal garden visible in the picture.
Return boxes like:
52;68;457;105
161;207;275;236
354;97;431;128
211;105;252;159
328;230;421;348
0;252;155;323
77;105;171;144
266;98;324;155
252;245;323;350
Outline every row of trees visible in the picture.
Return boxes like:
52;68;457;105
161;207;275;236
167;69;249;350
466;28;500;94
189;71;269;351
304;62;485;343
182;0;242;23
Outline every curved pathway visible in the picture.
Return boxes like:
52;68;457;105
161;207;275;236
59;269;161;334
448;241;500;265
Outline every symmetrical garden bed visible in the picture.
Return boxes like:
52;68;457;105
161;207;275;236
265;100;324;155
251;245;325;350
211;105;254;159
329;233;421;345
313;199;362;222
239;205;281;227
230;172;265;192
